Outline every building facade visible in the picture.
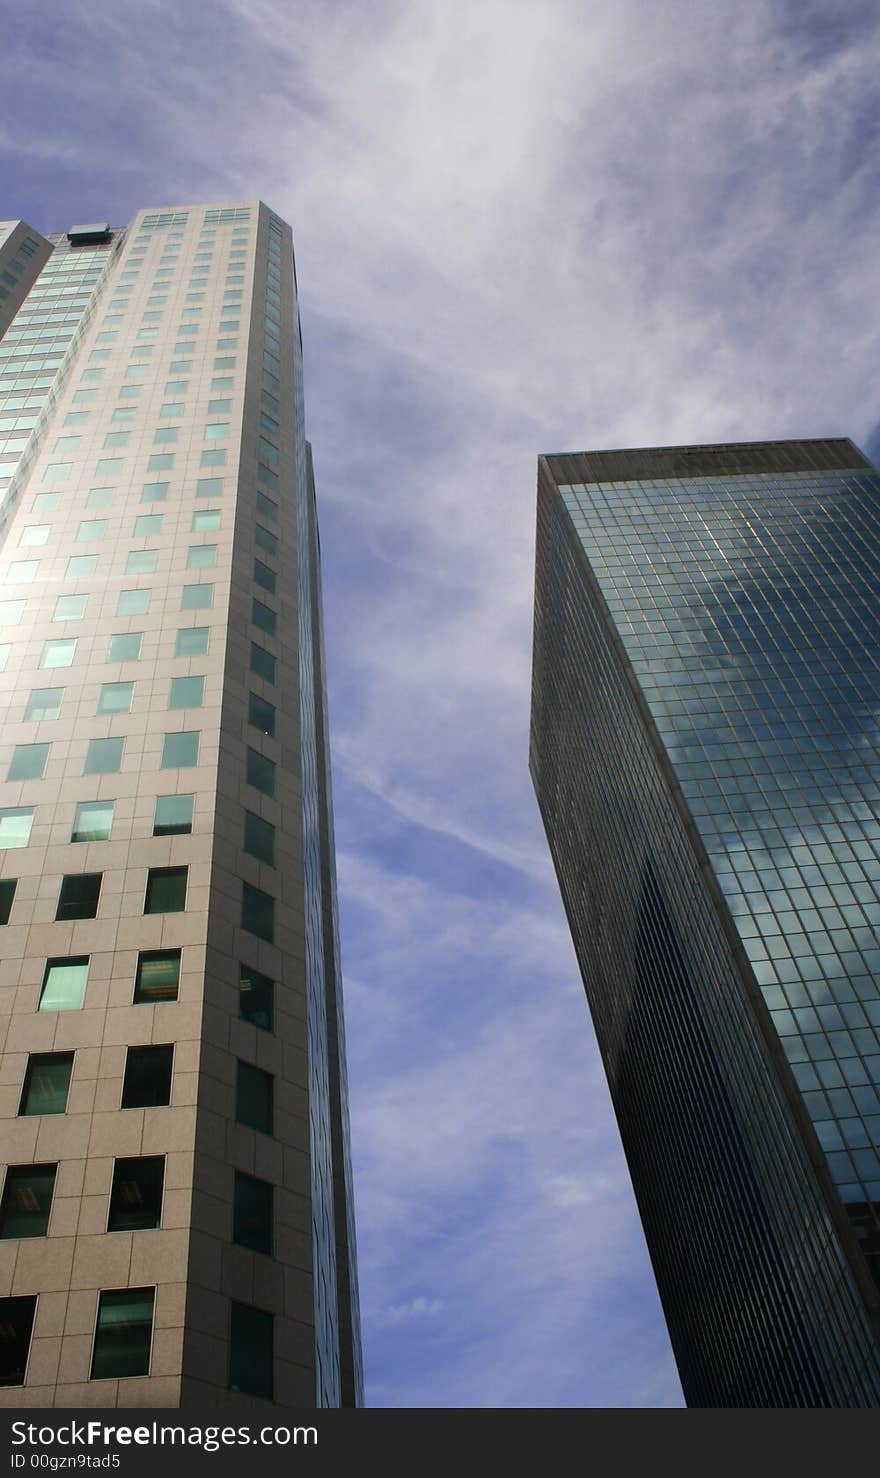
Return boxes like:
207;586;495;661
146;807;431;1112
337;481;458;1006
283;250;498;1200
0;203;362;1406
530;439;880;1406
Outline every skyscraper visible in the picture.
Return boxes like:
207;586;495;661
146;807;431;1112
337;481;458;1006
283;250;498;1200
530;439;880;1406
0;204;362;1407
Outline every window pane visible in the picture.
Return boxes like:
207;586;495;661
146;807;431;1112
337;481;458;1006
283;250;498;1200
246;748;275;798
242;882;274;943
40;638;77;668
153;794;193;837
236;1060;273;1134
97;681;134;715
7;743;49;782
86;487;115;509
233;1171;273;1255
84;737;124;775
77;519;107;541
134;950;181;1004
251;598;276;637
0;878;16;925
253;559;276;594
19;1053;74;1116
255;491;278;522
175;627;209;657
161;731;199;769
249;643;275;684
108;1158;165;1232
65;555;97;579
254;524;278;556
107;632;142;662
53;594;87;621
239;964;273;1031
244;811;275;866
39;957;89;1011
117;589;150;616
121;1046;173;1110
191;509;220;531
0;1297;36;1387
0;600;26;627
196;477;223;497
168;675;204;709
0;1166;56;1238
229;1303;273;1398
248;693;275;737
24;688;63;722
71;801;113;843
90;1288;154;1380
56;873;102;921
7;561;39;584
181;583;213;609
134;514;163;537
141;481;168;503
126;550;157;574
144;866;187;914
186;544;216;569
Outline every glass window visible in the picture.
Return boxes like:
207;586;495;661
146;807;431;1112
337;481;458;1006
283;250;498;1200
233;1171;272;1255
65;555;98;579
19;1053;73;1117
242;882;274;943
248;693;275;737
108;1158;165;1232
39;957;89;1011
86;487;115;509
0;878;16;925
97;681;134;715
43;463;71;481
31;493;62;514
204;423;228;440
0;600;25;627
20;525;50;547
236;1060;273;1134
254;524;278;557
251;599;276;637
0;1297;36;1387
200;449;226;467
103;431;129;448
229;1302;273;1398
122;1046;174;1109
186;544;216;569
56;873;102;921
244;812;275;866
144;866;187;914
175;627;209;657
77;520;107;541
107;632;142;662
165;381;188;395
71;801;113;843
181;584;213;610
41;638;76;668
168;675;204;709
53;594;87;621
90;1288;154;1381
191;509;220;531
134;950;181;1004
125;550;157;574
246;748;275;798
161;731;199;769
196;477;223;498
96;458;123;477
141;482;168;503
250;643;275;684
153;794;193;837
255;491;277;522
133;514;163;537
207;398;230;413
84;737;124;775
0;1165;56;1239
117;589;150;616
160;402;184;418
147;454;174;471
24;688;63;722
153;427;178;444
211;377;233;392
253;559;276;594
7;561;38;584
239;964;273;1031
8;743;49;782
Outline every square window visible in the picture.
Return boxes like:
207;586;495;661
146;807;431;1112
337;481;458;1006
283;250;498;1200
153;794;193;837
53;594;87;621
107;632;142;662
108;1158;165;1232
246;748;275;798
77;519;107;541
211;377;233;392
250;643;275;684
84;737;124;775
97;681;134;715
65;554;98;579
39;957;89;1011
141;482;168;503
24;688;63;722
148;454;174;471
204;422;228;440
96;457;123;477
187;545;217;569
56;873;102;921
31;492;62;514
90;1288;154;1381
41;638;77;668
0;1297;36;1387
165;381;188;395
122;1046;174;1109
160;402;184;418
253;559;276;594
0;600;26;627
0;877;16;924
153;427;178;444
239;964;273;1031
71;801;113;843
181;583;213;610
175;627;209;657
0;1165;56;1239
233;1171;273;1255
196;477;222;498
191;509;220;531
7;560;38;584
244;811;275;866
144;865;187;914
251;599;276;638
248;693;275;737
161;731;199;769
8;743;49;782
134;949;181;1004
255;524;278;557
242;882;274;943
208;398;230;413
86;487;115;509
255;493;278;525
117;589;150;616
19;1053;73;1117
126;550;158;574
134;514;163;537
236;1060;273;1134
20;525;50;547
168;675;204;709
228;1303;273;1398
200;449;226;467
43;462;71;482
103;431;129;448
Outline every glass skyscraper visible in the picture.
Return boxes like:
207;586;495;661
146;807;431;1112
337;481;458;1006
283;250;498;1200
0;204;362;1407
531;439;880;1406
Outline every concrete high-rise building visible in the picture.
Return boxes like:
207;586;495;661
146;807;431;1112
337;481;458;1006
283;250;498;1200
530;439;880;1406
0;204;362;1407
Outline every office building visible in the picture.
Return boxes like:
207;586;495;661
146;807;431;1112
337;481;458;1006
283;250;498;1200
0;203;362;1406
530;439;880;1405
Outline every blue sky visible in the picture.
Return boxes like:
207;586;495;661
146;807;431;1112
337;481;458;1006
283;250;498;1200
4;0;880;1407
